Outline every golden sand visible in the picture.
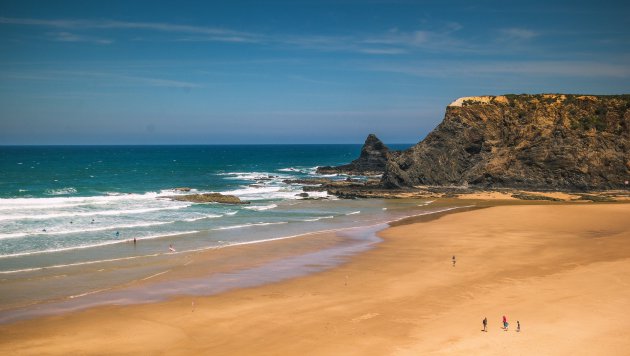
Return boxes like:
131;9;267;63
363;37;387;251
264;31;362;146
1;203;629;355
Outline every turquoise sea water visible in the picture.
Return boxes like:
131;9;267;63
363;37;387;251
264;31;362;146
0;145;476;322
0;145;419;271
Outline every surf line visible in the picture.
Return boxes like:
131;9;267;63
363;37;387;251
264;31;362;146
68;287;112;299
141;270;171;281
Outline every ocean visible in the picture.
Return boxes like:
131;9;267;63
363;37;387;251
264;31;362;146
0;144;462;322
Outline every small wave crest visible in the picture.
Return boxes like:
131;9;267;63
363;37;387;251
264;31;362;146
213;221;288;231
302;215;334;222
45;187;77;196
0;205;191;222
183;214;222;222
243;204;278;211
0;231;200;259
0;221;176;240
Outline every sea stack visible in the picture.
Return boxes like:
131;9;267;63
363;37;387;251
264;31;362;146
382;94;630;190
317;134;395;175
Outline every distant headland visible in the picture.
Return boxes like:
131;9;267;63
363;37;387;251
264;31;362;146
315;94;630;198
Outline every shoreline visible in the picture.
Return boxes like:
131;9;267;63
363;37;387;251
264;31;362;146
1;201;629;354
0;201;471;323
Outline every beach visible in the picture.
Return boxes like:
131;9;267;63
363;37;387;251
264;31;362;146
1;202;629;355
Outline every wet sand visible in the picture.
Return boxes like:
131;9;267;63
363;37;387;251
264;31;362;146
1;203;629;355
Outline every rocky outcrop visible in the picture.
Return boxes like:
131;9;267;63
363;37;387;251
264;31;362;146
317;134;396;175
382;94;630;191
173;187;192;192
167;193;249;204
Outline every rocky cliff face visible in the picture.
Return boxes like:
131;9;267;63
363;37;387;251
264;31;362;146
317;134;395;175
382;94;630;190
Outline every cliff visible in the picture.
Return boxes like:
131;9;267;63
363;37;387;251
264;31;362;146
317;134;395;175
382;94;630;191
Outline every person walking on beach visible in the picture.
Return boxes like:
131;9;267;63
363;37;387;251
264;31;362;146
503;315;509;331
482;317;487;332
452;255;456;267
517;320;521;332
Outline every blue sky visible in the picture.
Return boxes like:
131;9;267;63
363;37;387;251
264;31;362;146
1;0;628;144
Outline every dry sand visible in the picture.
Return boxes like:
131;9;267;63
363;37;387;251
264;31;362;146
1;203;629;355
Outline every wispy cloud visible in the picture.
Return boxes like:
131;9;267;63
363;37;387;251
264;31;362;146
48;31;113;44
277;23;473;55
365;60;630;78
173;36;259;43
0;16;262;43
2;69;201;89
0;16;474;55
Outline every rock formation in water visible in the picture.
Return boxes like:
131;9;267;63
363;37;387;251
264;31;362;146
382;94;630;190
317;134;395;175
167;193;249;204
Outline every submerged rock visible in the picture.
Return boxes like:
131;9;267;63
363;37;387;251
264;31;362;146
167;193;249;204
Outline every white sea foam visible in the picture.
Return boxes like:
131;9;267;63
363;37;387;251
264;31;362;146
277;167;312;174
277;167;300;172
213;221;288;231
0;191;161;209
346;211;361;215
45;187;78;196
183;214;222;222
0;206;476;274
0;205;191;222
0;221;175;240
0;232;28;239
218;172;289;181
0;231;200;259
0;200;112;211
243;204;278;211
302;215;334;222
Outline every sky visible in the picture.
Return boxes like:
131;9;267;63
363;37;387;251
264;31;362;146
0;0;628;145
